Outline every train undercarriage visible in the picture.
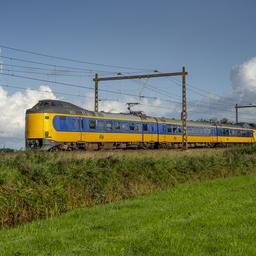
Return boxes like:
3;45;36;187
26;138;251;152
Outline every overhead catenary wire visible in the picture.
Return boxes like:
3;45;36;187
1;53;237;109
0;44;155;72
133;78;235;109
0;45;250;121
0;83;240;119
0;63;98;74
168;76;239;105
1;70;237;116
133;75;236;109
0;55;118;74
0;72;157;99
0;84;89;99
2;68;94;77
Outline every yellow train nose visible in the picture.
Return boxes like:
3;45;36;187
25;113;45;139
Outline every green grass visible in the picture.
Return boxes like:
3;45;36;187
0;176;256;255
1;146;256;228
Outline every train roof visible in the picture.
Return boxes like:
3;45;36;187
26;100;254;129
26;99;142;120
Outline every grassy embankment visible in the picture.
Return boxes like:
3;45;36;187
1;147;256;228
0;176;256;255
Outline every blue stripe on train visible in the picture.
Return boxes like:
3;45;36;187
52;115;253;138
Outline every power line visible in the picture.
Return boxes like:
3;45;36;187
0;72;157;99
0;55;117;74
170;77;238;105
0;84;88;99
133;78;235;109
2;68;94;77
0;83;242;120
0;84;180;113
0;44;155;72
3;69;233;111
0;63;96;74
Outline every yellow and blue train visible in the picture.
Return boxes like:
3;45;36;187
25;99;256;150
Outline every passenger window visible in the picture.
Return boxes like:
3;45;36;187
59;116;67;130
98;120;105;130
89;120;96;129
78;119;81;129
173;127;177;133
72;119;77;129
129;123;135;131
106;121;113;130
114;122;121;130
121;123;128;130
143;124;148;131
167;126;172;133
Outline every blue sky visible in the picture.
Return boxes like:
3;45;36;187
1;0;256;147
1;0;256;93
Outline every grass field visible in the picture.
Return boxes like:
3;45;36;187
0;175;256;255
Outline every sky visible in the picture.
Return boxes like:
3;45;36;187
1;0;256;148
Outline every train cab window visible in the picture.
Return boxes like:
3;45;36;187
106;121;113;130
143;124;148;131
114;122;121;130
43;102;50;107
89;120;96;129
98;120;105;130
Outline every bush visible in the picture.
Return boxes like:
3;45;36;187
1;147;256;228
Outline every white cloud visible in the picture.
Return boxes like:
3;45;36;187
0;85;56;139
186;56;256;122
231;57;256;99
82;92;179;118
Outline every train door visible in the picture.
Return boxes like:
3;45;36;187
71;117;82;142
142;121;148;143
161;123;167;143
252;130;255;143
81;118;86;142
154;118;159;143
148;123;155;142
214;125;218;144
79;117;83;141
43;113;49;139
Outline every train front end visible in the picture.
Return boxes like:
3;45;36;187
25;100;58;150
25;99;88;150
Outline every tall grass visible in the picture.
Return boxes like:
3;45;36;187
1;146;256;228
